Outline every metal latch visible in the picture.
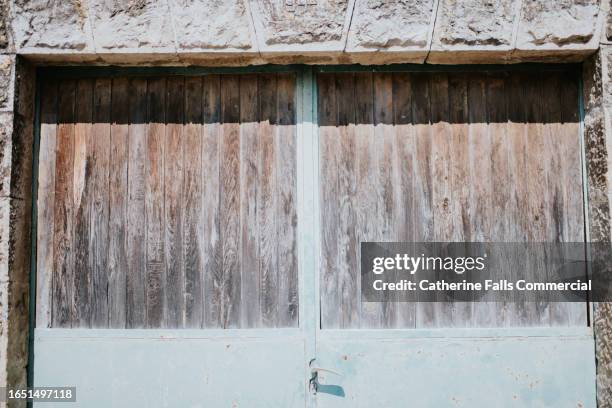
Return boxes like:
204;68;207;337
309;359;341;395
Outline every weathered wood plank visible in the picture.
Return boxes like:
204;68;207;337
334;73;359;329
239;74;261;328
52;79;76;328
524;73;551;327
276;73;298;328
392;72;417;328
486;74;514;327
164;77;185;328
467;75;497;328
220;75;242;328
257;74;279;327
318;73;340;329
505;72;535;326
353;72;378;329
126;78;147;328
90;78;111;328
37;80;58;328
374;72;398;328
412;73;435;328
72;79;93;327
429;73;454;328
183;77;203;328
109;77;129;328
447;73;473;327
145;78;166;328
202;74;222;328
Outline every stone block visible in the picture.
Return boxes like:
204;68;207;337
12;0;93;52
251;0;351;53
170;0;256;52
346;0;434;59
90;0;175;52
517;0;600;50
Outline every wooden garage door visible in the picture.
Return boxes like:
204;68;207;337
36;74;298;329
318;69;586;329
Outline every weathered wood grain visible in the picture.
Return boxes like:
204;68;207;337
257;74;279;327
126;78;147;328
145;78;166;328
318;70;586;329
109;77;129;328
72;79;93;327
318;73;340;329
183;77;203;328
37;79;58;328
220;75;242;328
353;72;379;329
467;75;499;328
447;74;473;327
91;79;111;328
52;79;76;327
276;73;298;328
239;74;261;328
392;73;417;328
164;77;185;328
430;73;454;328
412;73;435;328
202;74;222;328
335;73;359;328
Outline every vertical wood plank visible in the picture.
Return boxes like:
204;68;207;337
183;77;203;328
202;75;222;328
373;72;397;328
37;80;58;328
239;74;261;328
52;79;76;328
276;73;298;327
318;73;340;329
467;75;498;328
258;74;279;327
392;72;417;328
430;73;454;328
164;77;185;328
524;73;550;327
412;73;435;328
335;73;359;328
90;78;111;328
109;77;129;328
448;73;473;327
353;72;378;329
72;79;93;327
220;75;242;328
487;74;513;327
145;78;166;328
505;72;535;326
126;78;147;328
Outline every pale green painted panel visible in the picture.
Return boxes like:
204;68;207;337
34;329;307;408
315;334;596;408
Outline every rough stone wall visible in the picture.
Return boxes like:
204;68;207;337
0;0;602;65
1;1;34;405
